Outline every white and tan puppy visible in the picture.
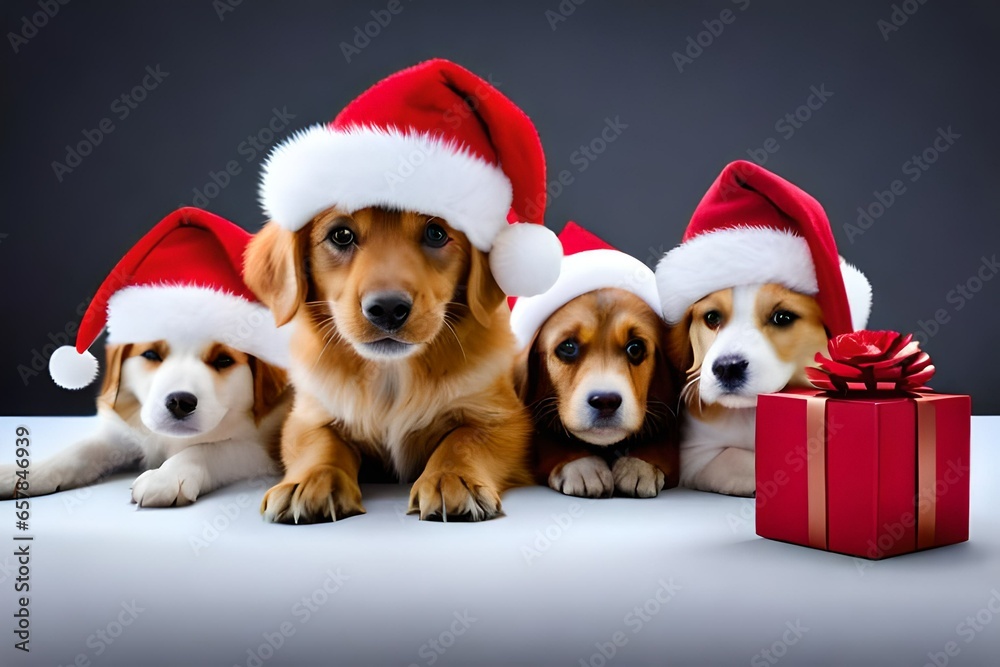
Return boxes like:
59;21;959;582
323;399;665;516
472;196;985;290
0;208;292;506
656;161;872;496
0;340;288;506
667;284;827;496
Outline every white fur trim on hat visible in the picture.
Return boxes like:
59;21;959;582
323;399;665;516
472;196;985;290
489;222;562;298
656;227;817;324
106;285;292;368
259;124;513;252
655;227;872;330
510;249;661;349
49;346;99;390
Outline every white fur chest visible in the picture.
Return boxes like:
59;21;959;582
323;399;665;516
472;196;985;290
682;407;757;453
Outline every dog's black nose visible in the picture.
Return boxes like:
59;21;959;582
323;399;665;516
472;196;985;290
588;392;623;418
165;392;198;419
362;292;412;332
712;356;749;389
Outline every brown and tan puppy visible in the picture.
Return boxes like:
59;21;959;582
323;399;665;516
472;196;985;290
245;207;533;523
515;289;680;498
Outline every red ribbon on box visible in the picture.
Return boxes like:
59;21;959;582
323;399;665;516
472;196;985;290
803;391;947;551
756;330;971;559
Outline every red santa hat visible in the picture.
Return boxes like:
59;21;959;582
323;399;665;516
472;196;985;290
655;160;872;336
48;207;292;390
257;58;561;298
509;222;662;349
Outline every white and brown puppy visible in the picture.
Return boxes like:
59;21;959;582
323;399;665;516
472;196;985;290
511;225;680;499
666;284;829;496
657;161;872;497
0;339;288;506
0;209;292;506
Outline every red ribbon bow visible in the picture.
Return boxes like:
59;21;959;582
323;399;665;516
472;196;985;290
806;330;936;393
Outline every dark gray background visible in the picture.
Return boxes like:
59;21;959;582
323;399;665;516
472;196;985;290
2;0;998;415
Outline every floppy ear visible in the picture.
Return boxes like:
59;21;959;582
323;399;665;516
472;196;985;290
512;334;551;406
467;248;507;328
248;356;289;424
97;343;131;409
650;322;681;410
244;221;310;327
666;308;701;376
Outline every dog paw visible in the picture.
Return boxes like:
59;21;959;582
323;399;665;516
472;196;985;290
0;464;19;500
612;457;665;498
715;476;757;498
408;471;501;522
549;456;613;498
131;466;202;507
261;466;365;524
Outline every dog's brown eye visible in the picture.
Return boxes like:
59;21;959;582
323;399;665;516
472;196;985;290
770;310;799;327
423;222;449;248
140;349;162;362
327;226;355;248
704;310;723;330
625;339;646;364
555;339;579;362
211;354;235;370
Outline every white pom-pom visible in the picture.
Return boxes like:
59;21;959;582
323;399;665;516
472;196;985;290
49;346;99;390
489;223;562;297
840;257;872;331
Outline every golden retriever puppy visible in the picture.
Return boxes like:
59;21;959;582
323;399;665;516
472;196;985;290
516;289;679;498
245;208;534;523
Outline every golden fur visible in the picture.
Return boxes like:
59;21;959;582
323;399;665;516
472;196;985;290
244;207;532;523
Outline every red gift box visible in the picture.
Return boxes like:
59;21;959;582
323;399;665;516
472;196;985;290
755;331;971;559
